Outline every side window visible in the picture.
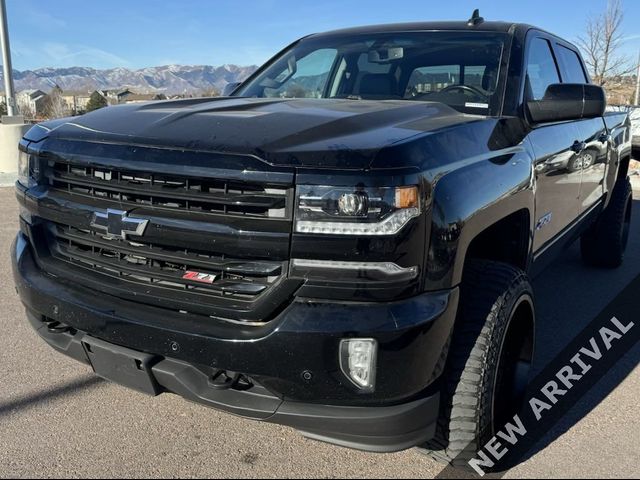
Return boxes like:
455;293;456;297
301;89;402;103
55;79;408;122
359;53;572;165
264;49;337;99
526;38;561;100
405;65;459;97
556;45;588;84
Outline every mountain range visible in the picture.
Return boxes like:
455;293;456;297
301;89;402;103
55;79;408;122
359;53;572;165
0;64;259;95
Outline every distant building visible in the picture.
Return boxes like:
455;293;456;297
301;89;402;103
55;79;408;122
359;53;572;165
16;90;48;117
122;93;167;104
61;90;93;114
100;88;135;105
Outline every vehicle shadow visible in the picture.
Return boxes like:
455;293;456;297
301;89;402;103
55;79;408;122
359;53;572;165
513;198;640;465
0;376;103;418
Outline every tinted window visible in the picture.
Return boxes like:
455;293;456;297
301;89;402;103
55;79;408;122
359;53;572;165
526;38;560;100
556;45;588;83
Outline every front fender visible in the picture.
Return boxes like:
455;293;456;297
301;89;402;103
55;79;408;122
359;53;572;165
424;147;535;290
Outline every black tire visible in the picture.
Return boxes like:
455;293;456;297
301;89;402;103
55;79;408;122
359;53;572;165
418;260;535;470
581;177;632;268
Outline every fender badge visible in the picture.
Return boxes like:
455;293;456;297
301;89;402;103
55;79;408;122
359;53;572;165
536;212;553;231
182;271;217;284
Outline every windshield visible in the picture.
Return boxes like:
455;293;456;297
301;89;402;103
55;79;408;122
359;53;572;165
236;31;508;115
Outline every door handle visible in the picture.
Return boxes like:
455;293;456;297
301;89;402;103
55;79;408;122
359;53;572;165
570;141;587;154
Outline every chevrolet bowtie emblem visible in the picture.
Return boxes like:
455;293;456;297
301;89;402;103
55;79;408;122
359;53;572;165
90;209;149;240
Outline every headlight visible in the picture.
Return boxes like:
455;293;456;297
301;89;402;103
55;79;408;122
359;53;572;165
18;151;38;188
295;185;420;235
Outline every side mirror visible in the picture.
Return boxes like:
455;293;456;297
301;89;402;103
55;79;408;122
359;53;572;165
527;84;606;124
222;82;241;97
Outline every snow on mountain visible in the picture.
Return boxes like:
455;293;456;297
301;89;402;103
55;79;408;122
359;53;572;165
1;65;258;94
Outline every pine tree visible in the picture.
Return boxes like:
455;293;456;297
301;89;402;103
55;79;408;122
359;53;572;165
86;91;108;112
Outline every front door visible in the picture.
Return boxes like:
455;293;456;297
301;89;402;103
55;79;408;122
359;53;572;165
529;124;583;251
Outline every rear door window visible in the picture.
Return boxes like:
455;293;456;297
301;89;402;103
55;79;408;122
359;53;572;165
556;45;588;84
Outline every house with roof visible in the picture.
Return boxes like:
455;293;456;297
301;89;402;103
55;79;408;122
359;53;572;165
16;90;48;118
122;93;167;104
61;90;93;114
100;88;136;105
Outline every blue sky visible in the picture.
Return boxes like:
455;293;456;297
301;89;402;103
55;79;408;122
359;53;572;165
5;0;640;71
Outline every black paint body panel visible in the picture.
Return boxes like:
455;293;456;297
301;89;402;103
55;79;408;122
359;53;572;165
13;20;633;453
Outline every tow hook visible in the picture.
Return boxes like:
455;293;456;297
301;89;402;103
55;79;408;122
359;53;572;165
208;370;254;391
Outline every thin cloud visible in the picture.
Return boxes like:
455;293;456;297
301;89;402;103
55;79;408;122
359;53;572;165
11;40;35;59
42;42;131;68
22;9;67;29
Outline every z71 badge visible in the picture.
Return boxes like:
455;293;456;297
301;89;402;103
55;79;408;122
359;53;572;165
182;271;217;284
536;212;553;231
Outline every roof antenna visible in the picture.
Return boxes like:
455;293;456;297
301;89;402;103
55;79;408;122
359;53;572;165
467;9;485;27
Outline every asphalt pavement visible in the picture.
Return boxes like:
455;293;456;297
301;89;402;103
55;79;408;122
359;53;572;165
0;186;638;479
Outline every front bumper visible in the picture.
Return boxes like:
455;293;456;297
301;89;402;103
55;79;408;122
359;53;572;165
12;232;459;452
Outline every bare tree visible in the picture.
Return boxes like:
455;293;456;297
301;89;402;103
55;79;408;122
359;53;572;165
42;86;69;119
200;87;220;97
17;99;36;120
577;0;634;86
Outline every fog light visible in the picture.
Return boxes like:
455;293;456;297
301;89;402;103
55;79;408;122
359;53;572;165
340;338;377;392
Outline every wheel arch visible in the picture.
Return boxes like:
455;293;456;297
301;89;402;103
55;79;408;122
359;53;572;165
425;187;535;289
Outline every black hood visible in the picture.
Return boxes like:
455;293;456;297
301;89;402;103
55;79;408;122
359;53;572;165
28;97;486;170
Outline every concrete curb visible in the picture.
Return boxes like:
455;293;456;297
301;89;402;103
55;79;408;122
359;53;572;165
0;172;17;187
0;122;29;177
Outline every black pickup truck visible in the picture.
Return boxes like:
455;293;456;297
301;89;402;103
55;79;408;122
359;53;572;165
12;14;633;467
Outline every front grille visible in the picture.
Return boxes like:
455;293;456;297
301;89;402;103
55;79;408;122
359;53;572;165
35;154;298;322
48;161;290;219
47;222;284;301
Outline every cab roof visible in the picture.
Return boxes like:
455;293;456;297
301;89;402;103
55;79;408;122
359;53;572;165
308;21;526;38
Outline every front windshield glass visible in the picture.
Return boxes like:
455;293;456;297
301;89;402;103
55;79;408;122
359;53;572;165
236;31;508;115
